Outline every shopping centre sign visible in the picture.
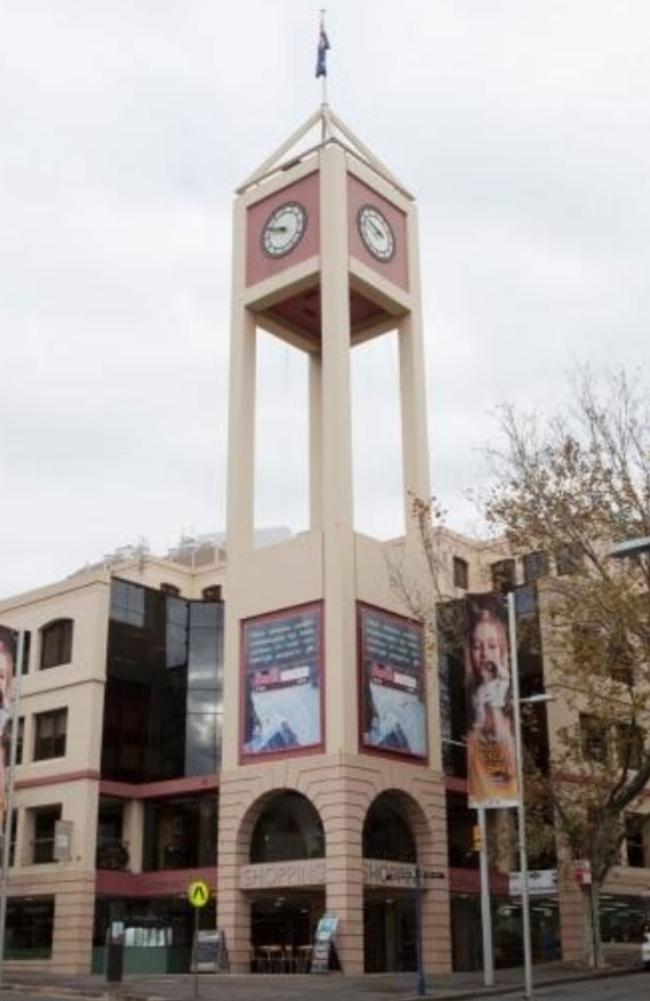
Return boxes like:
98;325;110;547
239;858;327;889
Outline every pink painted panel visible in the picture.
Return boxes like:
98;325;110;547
246;172;320;287
347;174;409;291
96;866;216;898
99;774;219;800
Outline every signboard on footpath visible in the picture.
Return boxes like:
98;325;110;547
311;913;338;974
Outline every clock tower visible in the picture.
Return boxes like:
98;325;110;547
218;106;451;976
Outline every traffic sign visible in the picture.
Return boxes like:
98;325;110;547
188;880;211;908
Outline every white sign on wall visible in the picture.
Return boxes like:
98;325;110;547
509;869;557;897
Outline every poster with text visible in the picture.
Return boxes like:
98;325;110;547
359;604;427;760
463;593;519;808
241;603;323;759
0;626;17;828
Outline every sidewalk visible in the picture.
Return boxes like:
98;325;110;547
2;951;643;1001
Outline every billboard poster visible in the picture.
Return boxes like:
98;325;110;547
0;626;17;828
241;603;323;759
359;604;427;760
463;593;519;808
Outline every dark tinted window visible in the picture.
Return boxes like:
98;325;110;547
491;559;516;595
523;551;549;584
363;793;416;863
143;794;217;871
6;897;54;958
102;581;223;782
40;620;73;669
446;792;477;869
34;709;67;761
250;792;324;863
31;805;61;864
453;557;469;590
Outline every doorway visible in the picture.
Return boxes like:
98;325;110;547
363;892;416;972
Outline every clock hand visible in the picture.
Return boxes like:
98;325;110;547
369;219;384;239
268;225;288;233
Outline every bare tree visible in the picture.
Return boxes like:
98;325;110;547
483;367;650;966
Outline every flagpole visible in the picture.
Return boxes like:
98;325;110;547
0;630;25;991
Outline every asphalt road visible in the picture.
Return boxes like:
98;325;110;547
478;971;649;1000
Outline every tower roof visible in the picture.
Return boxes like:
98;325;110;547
236;105;413;201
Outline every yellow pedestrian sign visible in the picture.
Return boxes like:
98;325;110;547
188;879;211;908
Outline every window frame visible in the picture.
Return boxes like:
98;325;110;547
33;708;68;762
39;619;73;670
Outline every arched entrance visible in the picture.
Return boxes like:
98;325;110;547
362;790;427;973
241;790;326;972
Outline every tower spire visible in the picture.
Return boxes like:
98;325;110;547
316;8;331;137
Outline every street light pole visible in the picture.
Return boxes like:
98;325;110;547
508;593;534;1001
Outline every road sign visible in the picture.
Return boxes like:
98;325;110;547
188;880;211;908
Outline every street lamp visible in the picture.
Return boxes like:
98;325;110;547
608;536;650;559
508;592;555;1001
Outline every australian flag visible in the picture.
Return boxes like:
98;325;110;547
315;19;330;78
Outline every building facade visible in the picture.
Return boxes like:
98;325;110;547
1;108;649;976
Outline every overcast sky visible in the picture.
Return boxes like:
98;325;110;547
1;1;649;598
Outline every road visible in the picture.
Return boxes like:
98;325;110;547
476;972;649;1000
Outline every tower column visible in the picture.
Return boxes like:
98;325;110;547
319;143;358;754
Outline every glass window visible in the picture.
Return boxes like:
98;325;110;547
39;620;73;669
250;792;325;863
110;579;145;627
363;793;416;863
624;815;646;868
580;714;608;764
31;805;61;864
102;583;223;783
142;794;217;871
555;545;583;576
446;792;478;869
491;559;516;595
202;585;222;602
15;716;24;766
5;897;54;958
453;557;469;590
33;708;67;761
523;552;549;584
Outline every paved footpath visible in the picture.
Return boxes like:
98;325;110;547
2;956;646;1001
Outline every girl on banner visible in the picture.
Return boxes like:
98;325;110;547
0;628;16;827
464;596;518;806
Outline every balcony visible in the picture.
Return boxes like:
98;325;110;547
96;838;130;871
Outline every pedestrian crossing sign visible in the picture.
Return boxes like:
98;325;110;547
188;880;211;908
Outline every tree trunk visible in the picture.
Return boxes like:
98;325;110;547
581;881;603;968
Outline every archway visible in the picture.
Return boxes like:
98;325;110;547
362;790;429;973
240;789;326;972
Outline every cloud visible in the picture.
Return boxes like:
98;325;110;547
1;0;649;595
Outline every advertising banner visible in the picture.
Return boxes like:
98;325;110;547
463;594;519;808
311;913;338;973
241;603;323;759
0;626;17;829
359;604;427;760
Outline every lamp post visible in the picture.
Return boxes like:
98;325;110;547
508;593;555;1001
608;536;650;559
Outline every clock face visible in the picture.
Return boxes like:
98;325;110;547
357;204;396;263
261;202;307;258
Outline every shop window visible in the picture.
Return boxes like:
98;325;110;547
5;897;54;959
33;708;67;761
30;805;61;864
39;619;73;670
624;815;646;868
580;714;609;764
453;557;469;590
250;792;324;863
491;559;516;595
363;792;416;863
202;585;222;602
160;583;181;596
523;551;549;584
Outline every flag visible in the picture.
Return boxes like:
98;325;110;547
315;17;330;78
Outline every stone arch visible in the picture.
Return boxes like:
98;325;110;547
237;787;326;864
362;787;431;863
